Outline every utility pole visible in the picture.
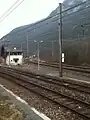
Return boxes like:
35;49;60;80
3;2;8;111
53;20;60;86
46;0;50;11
26;32;29;57
81;25;85;39
52;41;54;62
21;43;22;51
58;3;63;77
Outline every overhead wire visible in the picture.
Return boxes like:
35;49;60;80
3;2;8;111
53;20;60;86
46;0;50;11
26;1;87;27
0;0;89;44
11;3;90;38
0;0;22;21
23;5;90;43
62;1;87;13
52;3;90;22
0;0;25;24
2;1;87;36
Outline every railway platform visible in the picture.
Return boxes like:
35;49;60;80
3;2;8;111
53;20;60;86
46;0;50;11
0;84;50;120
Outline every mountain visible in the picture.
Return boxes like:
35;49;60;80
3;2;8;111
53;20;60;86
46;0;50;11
0;0;90;65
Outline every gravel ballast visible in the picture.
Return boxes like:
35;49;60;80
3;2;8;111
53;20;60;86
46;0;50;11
0;77;87;120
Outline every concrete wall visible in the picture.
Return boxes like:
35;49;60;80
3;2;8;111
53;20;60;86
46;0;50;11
6;54;23;65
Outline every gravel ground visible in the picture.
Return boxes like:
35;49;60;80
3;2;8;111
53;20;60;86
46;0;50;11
24;76;90;104
0;77;86;120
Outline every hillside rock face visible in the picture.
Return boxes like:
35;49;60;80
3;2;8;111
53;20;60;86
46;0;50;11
1;0;90;65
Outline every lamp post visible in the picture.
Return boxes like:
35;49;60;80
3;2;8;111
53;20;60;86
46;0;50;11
34;40;43;71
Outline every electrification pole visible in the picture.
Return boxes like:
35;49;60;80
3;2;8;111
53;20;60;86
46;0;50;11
52;41;54;62
37;42;40;71
58;3;63;77
26;32;29;57
81;25;85;39
21;43;22;51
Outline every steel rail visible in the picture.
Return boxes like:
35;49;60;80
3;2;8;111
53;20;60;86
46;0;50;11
0;68;90;120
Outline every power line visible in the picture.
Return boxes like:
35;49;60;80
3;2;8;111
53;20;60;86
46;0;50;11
3;8;90;40
52;3;90;23
28;1;87;27
62;1;87;13
0;0;88;46
7;16;90;44
13;5;90;38
0;0;21;21
63;3;90;19
0;0;25;24
27;30;58;40
3;1;87;36
14;22;90;46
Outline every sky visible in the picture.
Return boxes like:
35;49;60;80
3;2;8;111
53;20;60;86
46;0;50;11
0;0;64;38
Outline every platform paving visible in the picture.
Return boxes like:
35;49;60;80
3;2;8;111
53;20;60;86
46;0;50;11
0;84;50;120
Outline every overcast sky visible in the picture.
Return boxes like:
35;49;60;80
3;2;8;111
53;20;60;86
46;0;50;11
0;0;64;38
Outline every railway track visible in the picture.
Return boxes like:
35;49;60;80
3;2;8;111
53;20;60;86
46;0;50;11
5;66;90;93
1;66;90;103
29;61;90;73
0;67;90;120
